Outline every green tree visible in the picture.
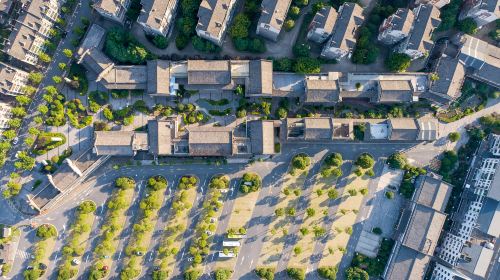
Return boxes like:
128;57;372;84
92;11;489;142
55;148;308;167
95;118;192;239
36;224;57;239
62;49;73;58
15;95;32;106
230;14;251;39
448;132;460;142
214;269;232;280
355;153;374;169
345;267;368;280
58;62;67;70
286;267;305;280
457;17;477;34
293;57;321;74
318;266;338;280
255;267;275;280
52;76;63;84
28;72;44;85
284;19;295;31
38;52;52;63
385;53;411;72
387;152;408;169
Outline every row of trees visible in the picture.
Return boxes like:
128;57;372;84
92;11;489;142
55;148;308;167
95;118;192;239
121;176;168;280
57;201;97;280
184;175;229;277
23;224;58;279
153;175;198;279
89;177;136;279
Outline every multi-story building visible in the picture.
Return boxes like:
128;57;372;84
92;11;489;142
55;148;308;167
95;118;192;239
384;174;452;280
196;0;238;46
93;0;130;24
3;0;60;66
307;6;338;44
378;8;414;45
396;4;440;60
414;0;450;8
0;100;12;132
320;2;364;59
137;0;179;36
460;0;499;27
432;134;500;280
256;0;293;41
0;62;29;96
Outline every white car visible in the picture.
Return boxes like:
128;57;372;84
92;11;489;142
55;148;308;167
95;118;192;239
12;137;19;145
71;259;80;265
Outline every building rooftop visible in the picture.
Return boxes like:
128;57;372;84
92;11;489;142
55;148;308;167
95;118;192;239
429;55;466;100
388;118;419;140
78;24;106;54
187;60;231;85
415;175;452;212
100;65;148;89
417;118;439;141
326;2;364;51
94;0;126;17
304;117;333;140
456;243;494;278
147;60;171;95
385;246;431;280
258;0;293;32
188;126;233;156
381;8;414;35
378;80;414;103
247;60;273;95
405;4;440;53
309;6;338;34
458;34;500;88
148;119;175;156
137;0;177;32
305;79;340;103
402;204;446;255
197;0;233;40
0;62;26;96
5;23;38;63
249;120;275;155
486;162;500;201
477;197;500;237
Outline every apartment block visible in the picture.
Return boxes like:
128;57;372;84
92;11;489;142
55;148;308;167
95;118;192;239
378;8;414;45
93;0;130;24
307;6;338;44
0;62;29;96
320;2;364;59
461;0;499;27
396;4;440;60
256;0;293;41
137;0;179;36
196;0;238;46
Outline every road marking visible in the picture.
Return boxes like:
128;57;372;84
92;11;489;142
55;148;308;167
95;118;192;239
117;250;122;260
85;254;90;262
148;251;154;262
240;256;245;264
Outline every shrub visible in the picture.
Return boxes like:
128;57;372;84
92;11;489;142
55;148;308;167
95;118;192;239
293;57;321;74
230;14;251;39
448;132;460;142
36;224;57;240
289;6;300;20
387;152;407;169
286;267;305;280
372;227;382;235
152;35;169;49
284;19;295;31
214;268;232;280
192;36;220;53
328;189;338;200
292;154;310;171
385;191;394;199
385;53;411;72
318;266;338;280
115;177;135;189
345;267;368;280
255;267;274;280
293;43;310;58
240;172;262;193
273;58;293;72
355;153;374;169
176;34;190;50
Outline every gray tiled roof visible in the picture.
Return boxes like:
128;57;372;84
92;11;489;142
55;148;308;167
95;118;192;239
304;117;333;140
100;65;148;89
0;0;13;13
415;176;452;212
148;119;174;156
385;246;431;280
304;79;339;103
248;60;273;95
94;131;136;156
187;60;231;85
456;243;495;277
309;6;338;35
137;0;177;33
197;0;233;40
430;55;465;99
378;80;413;103
405;4;440;54
388;118;418;140
385;8;414;34
188;126;233;156
147;60;171;95
477;197;500;237
249;120;275;155
258;0;293;31
402;204;446;255
325;2;364;51
5;23;37;62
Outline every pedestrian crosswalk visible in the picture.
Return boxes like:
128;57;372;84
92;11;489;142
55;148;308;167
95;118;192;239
16;250;31;260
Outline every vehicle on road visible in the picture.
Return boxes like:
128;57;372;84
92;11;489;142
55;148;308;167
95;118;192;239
71;259;80;265
12;137;19;145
